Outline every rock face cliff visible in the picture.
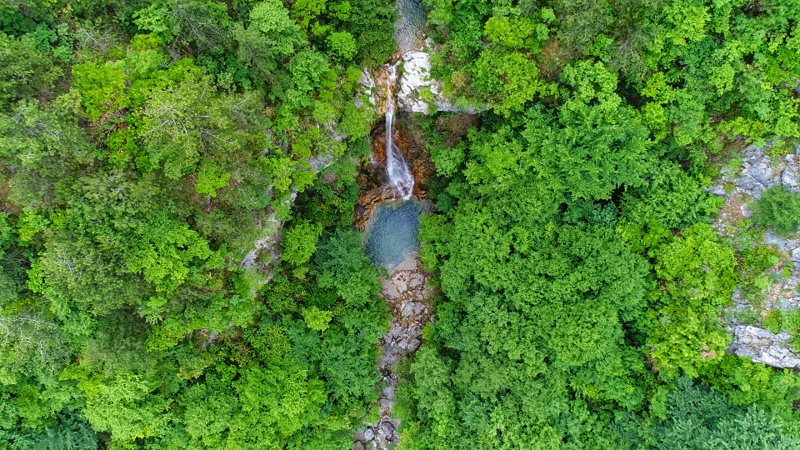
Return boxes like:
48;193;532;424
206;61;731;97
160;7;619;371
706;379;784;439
356;0;472;116
358;51;469;115
709;144;800;369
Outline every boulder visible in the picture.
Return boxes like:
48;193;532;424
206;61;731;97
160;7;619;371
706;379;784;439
396;51;469;114
728;325;800;369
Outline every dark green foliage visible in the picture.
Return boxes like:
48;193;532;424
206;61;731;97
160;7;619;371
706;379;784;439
399;0;800;444
0;34;62;108
2;0;800;447
619;376;800;449
750;185;800;236
315;230;382;307
0;0;392;446
402;97;661;446
340;0;398;66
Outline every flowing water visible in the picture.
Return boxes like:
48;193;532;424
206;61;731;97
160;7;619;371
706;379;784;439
355;59;430;450
384;65;415;201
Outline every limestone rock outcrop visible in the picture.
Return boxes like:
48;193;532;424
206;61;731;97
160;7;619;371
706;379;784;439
709;144;800;369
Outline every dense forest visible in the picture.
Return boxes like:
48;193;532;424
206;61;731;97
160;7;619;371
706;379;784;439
1;0;800;449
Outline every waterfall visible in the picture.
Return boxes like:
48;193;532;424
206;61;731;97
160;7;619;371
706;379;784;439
384;64;415;200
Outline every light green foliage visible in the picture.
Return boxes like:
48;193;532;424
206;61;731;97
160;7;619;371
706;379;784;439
123;215;218;293
302;306;333;331
484;16;537;49
249;0;304;56
16;211;49;243
69;370;168;443
281;220;323;266
654;224;737;307
195;162;231;197
286;50;330;110
71;60;128;122
750;185;800;236
473;49;545;115
292;0;327;29
646;224;738;379
135;0;231;54
326;31;357;61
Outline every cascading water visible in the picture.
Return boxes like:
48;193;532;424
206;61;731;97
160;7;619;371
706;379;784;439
383;65;415;200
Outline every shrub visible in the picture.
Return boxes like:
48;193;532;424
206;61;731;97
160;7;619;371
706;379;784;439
750;186;800;236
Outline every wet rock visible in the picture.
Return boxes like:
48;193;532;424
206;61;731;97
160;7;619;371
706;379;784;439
355;119;435;230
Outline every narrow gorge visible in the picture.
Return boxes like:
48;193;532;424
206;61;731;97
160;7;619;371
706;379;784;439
352;61;436;450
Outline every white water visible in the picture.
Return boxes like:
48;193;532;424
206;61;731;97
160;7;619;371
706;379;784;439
384;65;415;200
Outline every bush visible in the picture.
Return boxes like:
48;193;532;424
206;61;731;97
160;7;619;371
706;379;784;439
750;186;800;236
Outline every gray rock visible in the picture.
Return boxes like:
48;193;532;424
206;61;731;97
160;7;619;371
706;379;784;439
401;302;424;317
782;154;800;190
379;421;397;440
734;146;782;198
764;232;800;253
728;325;800;369
714;144;800;369
352;442;365;450
363;428;375;442
354;430;366;443
396;51;472;114
379;397;394;410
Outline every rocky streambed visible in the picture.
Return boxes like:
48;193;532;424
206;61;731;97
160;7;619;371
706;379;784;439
354;250;435;450
351;112;437;449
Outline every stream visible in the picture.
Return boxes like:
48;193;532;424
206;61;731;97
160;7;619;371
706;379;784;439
353;47;435;450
